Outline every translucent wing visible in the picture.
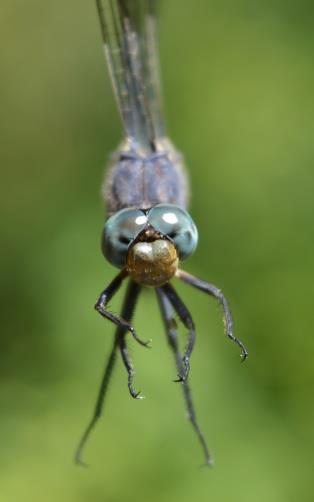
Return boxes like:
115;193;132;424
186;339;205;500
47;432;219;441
96;0;165;152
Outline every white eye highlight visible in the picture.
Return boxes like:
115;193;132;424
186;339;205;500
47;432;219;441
162;212;178;225
135;215;148;225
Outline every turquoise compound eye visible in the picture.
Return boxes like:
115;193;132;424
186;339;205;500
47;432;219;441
102;208;148;268
148;204;198;260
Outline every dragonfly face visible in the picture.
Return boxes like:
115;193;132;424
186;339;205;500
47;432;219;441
75;0;248;468
102;203;198;286
126;234;178;287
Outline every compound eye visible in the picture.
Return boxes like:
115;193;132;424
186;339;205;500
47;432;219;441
102;208;148;268
148;204;198;260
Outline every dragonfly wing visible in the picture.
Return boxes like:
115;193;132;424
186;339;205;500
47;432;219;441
96;0;165;152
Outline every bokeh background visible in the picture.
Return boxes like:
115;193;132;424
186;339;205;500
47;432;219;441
1;1;314;501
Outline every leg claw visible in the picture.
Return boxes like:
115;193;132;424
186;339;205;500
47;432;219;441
240;349;248;363
173;374;184;383
130;389;145;400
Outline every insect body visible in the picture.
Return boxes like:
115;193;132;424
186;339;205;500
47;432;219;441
75;0;248;466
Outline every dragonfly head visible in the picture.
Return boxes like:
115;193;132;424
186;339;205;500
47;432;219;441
102;204;198;287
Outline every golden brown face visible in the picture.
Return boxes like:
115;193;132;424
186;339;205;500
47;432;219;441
126;238;178;287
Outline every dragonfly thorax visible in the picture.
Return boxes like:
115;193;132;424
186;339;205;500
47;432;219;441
103;139;189;217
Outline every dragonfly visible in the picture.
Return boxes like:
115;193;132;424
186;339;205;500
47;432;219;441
75;0;248;467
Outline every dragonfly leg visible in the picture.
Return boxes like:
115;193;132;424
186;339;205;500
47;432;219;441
74;279;142;466
176;270;248;361
74;336;119;466
117;279;144;399
156;289;212;466
160;282;195;382
119;334;143;400
95;270;151;348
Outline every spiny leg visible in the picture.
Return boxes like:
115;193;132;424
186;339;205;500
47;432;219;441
156;289;212;466
95;269;151;347
176;270;248;361
161;282;196;382
118;280;144;399
74;278;142;466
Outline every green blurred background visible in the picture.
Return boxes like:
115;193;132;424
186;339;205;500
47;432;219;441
1;1;314;501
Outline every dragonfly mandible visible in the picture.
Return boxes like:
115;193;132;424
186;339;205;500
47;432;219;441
75;0;248;467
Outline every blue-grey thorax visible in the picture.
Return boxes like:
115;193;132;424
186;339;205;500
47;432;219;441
103;138;189;217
